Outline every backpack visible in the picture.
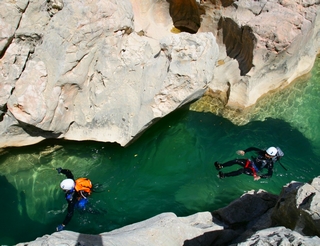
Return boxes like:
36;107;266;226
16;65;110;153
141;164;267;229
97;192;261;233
275;147;287;170
75;178;92;195
276;147;284;159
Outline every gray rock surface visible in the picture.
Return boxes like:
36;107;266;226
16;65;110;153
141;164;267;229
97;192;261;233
238;226;320;246
271;176;320;237
213;189;278;225
17;212;223;246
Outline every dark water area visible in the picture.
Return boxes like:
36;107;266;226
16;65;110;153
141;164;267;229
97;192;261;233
1;57;320;244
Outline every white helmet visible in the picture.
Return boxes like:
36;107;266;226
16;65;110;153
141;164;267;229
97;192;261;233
266;147;277;156
60;179;75;190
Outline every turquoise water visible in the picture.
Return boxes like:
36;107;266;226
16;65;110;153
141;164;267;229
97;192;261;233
0;57;319;244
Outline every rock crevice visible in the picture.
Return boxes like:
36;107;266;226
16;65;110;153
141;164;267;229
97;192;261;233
218;17;256;76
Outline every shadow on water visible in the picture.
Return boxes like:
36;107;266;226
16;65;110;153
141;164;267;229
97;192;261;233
0;175;46;245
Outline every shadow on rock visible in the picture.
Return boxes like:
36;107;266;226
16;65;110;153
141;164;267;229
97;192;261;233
218;17;256;76
77;233;104;246
184;229;238;246
167;0;201;34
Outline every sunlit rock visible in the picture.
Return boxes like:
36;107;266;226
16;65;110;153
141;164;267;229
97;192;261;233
0;0;320;149
0;0;218;148
0;0;27;54
130;0;173;39
199;0;320;109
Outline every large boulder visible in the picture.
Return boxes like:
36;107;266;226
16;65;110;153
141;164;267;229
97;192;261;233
213;189;278;226
271;176;320;237
211;189;279;244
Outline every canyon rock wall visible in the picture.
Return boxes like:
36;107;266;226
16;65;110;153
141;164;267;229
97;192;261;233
200;0;320;109
0;0;218;148
1;0;320;148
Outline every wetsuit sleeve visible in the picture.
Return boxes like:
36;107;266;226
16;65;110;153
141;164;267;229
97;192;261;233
260;163;273;179
60;169;75;180
62;197;76;226
243;147;263;154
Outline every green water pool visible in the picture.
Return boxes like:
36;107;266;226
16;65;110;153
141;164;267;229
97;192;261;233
0;57;319;245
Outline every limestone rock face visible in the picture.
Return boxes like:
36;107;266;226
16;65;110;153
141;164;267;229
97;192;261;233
0;0;320;148
0;0;218;148
200;0;320;109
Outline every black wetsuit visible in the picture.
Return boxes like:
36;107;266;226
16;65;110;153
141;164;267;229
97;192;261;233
60;169;90;226
221;147;279;178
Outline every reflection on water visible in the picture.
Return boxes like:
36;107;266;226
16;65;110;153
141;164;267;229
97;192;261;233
0;57;319;244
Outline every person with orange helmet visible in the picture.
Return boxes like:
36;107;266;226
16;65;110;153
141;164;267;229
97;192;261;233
214;146;284;180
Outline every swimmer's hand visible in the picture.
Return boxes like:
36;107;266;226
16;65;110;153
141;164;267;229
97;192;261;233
236;150;245;156
254;176;261;181
56;224;65;231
